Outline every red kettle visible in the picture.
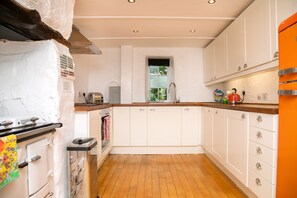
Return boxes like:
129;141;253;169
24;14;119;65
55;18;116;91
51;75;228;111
228;88;241;104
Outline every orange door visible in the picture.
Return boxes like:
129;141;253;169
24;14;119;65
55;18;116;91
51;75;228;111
277;13;297;198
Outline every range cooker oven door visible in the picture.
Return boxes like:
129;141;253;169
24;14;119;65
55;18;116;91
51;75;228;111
27;138;51;196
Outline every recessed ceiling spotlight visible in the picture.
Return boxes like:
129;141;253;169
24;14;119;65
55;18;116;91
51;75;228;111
208;0;216;4
128;0;135;3
133;30;139;33
190;29;196;33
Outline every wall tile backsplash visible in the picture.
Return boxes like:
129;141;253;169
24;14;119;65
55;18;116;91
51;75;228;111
223;69;278;104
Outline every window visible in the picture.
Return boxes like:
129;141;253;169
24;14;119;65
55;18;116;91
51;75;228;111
146;58;174;102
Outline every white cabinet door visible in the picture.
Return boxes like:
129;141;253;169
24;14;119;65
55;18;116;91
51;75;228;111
212;108;227;165
245;0;272;68
148;107;181;146
214;32;228;79
226;110;248;186
113;107;130;146
181;107;199;146
201;107;213;153
130;107;147;146
203;42;215;82
226;15;246;74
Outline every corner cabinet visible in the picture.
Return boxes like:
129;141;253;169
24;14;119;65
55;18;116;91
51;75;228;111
147;107;182;146
201;107;213;154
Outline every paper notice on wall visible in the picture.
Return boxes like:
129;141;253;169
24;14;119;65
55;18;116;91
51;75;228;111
63;80;74;93
60;54;75;80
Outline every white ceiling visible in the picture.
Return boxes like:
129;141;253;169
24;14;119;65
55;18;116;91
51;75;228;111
73;0;254;48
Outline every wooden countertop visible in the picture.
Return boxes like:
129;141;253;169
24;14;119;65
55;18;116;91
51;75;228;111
75;102;278;114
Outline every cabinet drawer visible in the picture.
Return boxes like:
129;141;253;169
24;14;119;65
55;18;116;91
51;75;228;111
250;126;277;149
249;113;278;131
248;169;275;198
249;141;277;167
249;155;276;184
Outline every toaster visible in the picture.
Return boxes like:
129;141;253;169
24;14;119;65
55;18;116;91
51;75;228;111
87;92;103;104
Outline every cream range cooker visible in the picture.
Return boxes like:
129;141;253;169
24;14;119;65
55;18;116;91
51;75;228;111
0;117;62;198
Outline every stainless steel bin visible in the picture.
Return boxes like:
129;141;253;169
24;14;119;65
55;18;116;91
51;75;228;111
67;138;98;198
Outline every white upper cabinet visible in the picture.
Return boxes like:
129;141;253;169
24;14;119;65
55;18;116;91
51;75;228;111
226;15;246;74
214;32;228;79
203;42;215;82
245;0;272;68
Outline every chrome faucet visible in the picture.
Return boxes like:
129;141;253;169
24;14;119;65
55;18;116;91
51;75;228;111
168;82;178;103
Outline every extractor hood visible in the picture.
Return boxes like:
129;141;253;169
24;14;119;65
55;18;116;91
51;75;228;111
68;25;102;55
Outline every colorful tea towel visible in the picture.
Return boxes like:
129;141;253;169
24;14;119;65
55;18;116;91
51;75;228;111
0;134;19;189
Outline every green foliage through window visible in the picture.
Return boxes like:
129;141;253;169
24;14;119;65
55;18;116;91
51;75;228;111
149;65;168;102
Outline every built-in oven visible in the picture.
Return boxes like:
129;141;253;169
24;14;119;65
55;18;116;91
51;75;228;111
100;108;110;153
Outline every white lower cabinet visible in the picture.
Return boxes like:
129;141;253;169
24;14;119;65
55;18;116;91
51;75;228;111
130;107;147;146
248;113;278;198
181;107;200;146
201;107;213;153
113;107;130;146
147;107;182;146
212;108;227;166
226;110;248;185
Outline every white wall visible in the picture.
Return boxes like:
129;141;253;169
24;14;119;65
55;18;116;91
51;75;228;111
133;47;218;102
73;47;219;103
223;69;278;104
73;48;121;103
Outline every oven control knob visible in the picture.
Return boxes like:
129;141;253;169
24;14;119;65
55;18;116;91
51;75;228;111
0;120;13;127
30;117;39;122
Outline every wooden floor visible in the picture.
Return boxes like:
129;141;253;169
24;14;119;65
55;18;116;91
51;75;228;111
97;154;247;198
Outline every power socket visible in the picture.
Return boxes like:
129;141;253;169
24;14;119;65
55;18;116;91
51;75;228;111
78;92;85;97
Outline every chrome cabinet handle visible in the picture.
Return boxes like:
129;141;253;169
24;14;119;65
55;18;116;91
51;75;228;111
244;64;248;69
238;66;241;71
274;51;279;58
257;116;262;122
215;110;218;114
255;178;262;186
139;108;145;111
256;131;262;138
31;155;41;162
45;192;54;198
256;147;262;154
211;77;213;81
241;114;245;119
150;109;155;111
184;108;189;111
208;109;210;112
256;163;262;170
214;76;216;79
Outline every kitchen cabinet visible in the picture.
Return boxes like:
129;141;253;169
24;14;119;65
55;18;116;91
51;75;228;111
201;107;213;153
113;107;130;146
214;32;228;78
147;107;181;146
203;42;215;82
130;107;147;146
212;108;227;165
181;107;200;146
226;15;246;74
248;113;278;198
245;0;272;68
226;110;248;185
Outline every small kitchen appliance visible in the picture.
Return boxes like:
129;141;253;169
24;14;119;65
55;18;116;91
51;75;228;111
87;92;103;104
228;88;243;104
